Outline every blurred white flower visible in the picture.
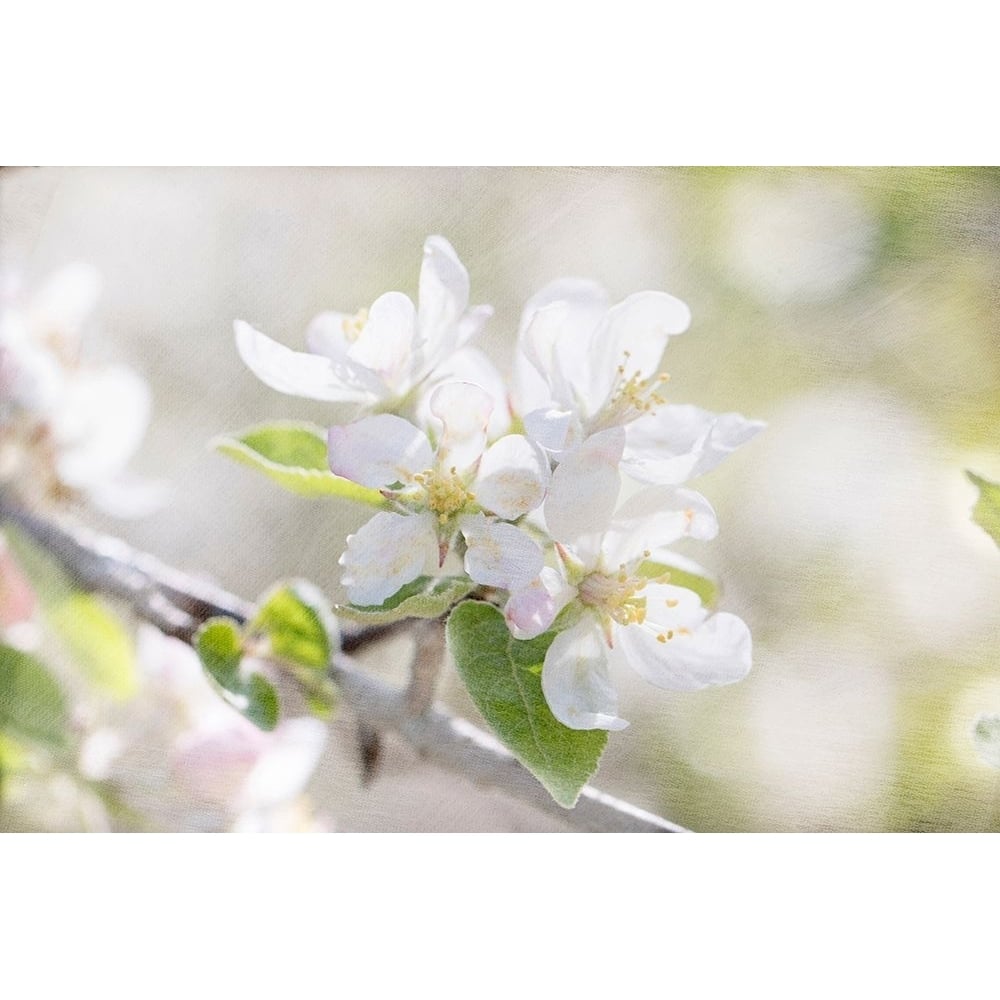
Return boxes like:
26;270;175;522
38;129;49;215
723;174;877;303
0;264;162;515
329;381;548;605
235;235;506;430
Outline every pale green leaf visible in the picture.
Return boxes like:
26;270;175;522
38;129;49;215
336;576;475;626
0;644;68;748
973;714;1000;768
446;601;607;808
967;471;1000;547
212;421;388;506
4;527;136;699
194;617;280;731
253;580;335;670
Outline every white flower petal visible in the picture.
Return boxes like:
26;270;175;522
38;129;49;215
428;380;492;470
305;310;356;359
327;414;433;488
339;511;438;606
544;427;625;546
425;346;511;439
617;609;752;692
51;366;151;488
474;435;550;519
541;618;629;731
417;235;470;350
454;304;494;352
522;407;584;457
623;405;766;485
460;514;543;591
601;486;718;566
346;291;416;392
235;320;379;403
586;291;690;407
517;278;610;339
503;567;573;640
27;262;101;338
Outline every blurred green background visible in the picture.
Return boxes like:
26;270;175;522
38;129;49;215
3;165;999;831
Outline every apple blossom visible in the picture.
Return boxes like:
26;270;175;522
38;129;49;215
328;380;549;606
235;236;508;432
505;427;751;730
514;278;764;485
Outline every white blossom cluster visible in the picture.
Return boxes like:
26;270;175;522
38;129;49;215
236;237;764;731
0;265;157;515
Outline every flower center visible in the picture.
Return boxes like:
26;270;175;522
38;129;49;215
578;565;648;627
412;467;475;524
589;351;670;432
341;308;369;343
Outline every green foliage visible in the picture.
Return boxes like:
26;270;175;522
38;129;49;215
0;645;68;748
447;601;607;808
336;576;474;625
973;714;1000;768
967;471;1000;547
252;580;334;670
4;527;136;698
194;618;280;731
213;421;388;506
638;558;718;607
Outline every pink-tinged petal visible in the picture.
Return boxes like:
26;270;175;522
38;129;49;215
541;618;629;731
0;542;37;628
460;514;543;591
328;415;433;488
623;405;767;485
417;235;470;349
346;291;416;392
601;486;718;567
544;427;625;546
474;435;550;519
428;380;493;470
586;291;690;407
339;511;437;606
616;608;752;692
235;320;380;403
503;567;573;640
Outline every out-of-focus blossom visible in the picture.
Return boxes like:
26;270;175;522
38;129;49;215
0;264;161;515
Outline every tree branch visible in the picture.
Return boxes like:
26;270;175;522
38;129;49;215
0;499;688;833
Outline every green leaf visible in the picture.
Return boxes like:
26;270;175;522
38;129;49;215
446;601;607;808
212;421;388;507
973;714;1000;768
639;558;718;607
967;471;1000;547
0;644;68;748
4;527;137;699
336;576;475;625
194;618;280;731
253;580;335;670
